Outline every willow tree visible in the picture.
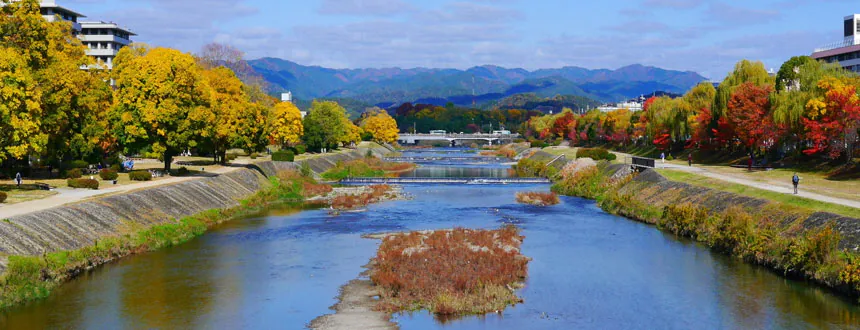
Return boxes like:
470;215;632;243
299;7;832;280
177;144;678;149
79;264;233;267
110;46;212;171
713;60;774;119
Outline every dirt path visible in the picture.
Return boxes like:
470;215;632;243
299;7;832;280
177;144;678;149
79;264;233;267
658;163;860;209
309;277;396;330
0;166;242;219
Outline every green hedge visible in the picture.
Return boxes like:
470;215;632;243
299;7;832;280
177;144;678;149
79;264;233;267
67;178;99;190
0;191;6;203
99;169;118;181
294;145;306;155
273;150;295;162
129;171;152;181
576;148;617;161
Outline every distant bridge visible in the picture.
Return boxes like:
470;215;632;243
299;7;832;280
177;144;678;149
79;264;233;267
384;156;511;163
340;177;550;184
398;133;519;146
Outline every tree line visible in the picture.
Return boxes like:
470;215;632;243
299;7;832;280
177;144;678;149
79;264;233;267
523;58;860;164
0;0;399;173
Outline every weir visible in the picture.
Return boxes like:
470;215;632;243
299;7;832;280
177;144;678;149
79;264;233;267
383;156;510;163
340;177;550;184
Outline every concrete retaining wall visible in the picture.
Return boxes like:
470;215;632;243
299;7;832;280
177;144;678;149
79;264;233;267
0;146;389;257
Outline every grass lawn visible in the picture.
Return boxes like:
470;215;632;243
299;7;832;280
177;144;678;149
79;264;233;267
658;169;860;219
542;146;625;164
1;189;58;204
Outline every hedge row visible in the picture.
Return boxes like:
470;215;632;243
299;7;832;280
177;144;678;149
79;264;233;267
129;171;152;181
67;178;99;190
273;150;295;162
99;169;118;181
576;148;617;161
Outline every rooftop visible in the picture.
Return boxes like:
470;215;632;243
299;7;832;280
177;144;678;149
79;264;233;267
813;37;860;53
39;1;86;18
80;21;137;36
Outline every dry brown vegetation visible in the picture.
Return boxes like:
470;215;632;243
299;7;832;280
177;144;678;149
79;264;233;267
515;192;560;206
370;227;529;316
479;145;517;158
330;185;394;211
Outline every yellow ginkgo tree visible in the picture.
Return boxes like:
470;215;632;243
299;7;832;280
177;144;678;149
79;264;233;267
268;101;304;148
201;66;250;164
360;109;399;144
0;46;45;161
110;46;212;171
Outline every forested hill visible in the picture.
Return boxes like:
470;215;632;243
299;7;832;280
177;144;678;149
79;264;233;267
248;58;706;106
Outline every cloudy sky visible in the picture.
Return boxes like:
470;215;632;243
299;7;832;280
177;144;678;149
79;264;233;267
64;0;857;79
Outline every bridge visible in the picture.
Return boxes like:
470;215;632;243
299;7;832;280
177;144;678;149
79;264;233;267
398;133;519;146
384;156;511;163
340;177;550;184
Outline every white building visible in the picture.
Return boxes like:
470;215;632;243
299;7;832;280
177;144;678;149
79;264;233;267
812;14;860;73
78;21;136;69
597;101;643;113
37;0;84;33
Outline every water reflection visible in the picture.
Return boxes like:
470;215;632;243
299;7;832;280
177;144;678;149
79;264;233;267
2;150;860;329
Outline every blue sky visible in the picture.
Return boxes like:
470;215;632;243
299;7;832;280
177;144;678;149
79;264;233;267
64;0;858;79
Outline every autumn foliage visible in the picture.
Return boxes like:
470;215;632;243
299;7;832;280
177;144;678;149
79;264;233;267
371;227;529;316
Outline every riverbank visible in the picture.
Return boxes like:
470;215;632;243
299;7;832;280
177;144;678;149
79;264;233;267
0;143;395;309
552;159;860;301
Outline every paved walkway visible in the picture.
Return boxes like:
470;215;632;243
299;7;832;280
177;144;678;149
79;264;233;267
656;162;860;209
0;166;242;219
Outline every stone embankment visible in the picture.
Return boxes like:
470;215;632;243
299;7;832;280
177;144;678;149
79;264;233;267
0;145;393;268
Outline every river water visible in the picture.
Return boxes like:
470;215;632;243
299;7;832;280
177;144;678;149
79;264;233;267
2;149;860;329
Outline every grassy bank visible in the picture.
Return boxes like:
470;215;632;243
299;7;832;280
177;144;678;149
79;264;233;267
658;170;860;219
370;227;529;316
553;162;860;302
321;157;416;181
0;170;325;309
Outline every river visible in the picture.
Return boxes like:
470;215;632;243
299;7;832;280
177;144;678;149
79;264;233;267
2;149;860;329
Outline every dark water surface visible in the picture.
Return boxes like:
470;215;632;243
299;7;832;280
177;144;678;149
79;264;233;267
2;150;860;329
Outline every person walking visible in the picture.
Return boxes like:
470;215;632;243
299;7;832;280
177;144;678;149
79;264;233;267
15;172;22;187
660;152;665;164
688;153;693;167
792;173;800;194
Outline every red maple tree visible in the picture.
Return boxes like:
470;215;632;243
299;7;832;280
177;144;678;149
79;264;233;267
726;82;783;151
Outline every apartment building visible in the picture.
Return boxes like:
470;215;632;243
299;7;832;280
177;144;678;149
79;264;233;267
79;21;136;69
812;14;860;73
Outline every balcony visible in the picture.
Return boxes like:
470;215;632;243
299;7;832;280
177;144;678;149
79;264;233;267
78;34;132;45
85;48;119;57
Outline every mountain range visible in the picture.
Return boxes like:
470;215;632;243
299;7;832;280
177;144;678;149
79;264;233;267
248;58;707;107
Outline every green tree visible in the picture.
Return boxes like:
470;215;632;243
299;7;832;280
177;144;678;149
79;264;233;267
303;100;349;152
775;56;815;92
110;46;212;171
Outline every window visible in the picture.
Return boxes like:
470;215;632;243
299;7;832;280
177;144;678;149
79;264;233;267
845;19;853;37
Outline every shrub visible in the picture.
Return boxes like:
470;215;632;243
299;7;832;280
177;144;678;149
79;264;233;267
174;167;190;176
529;140;549;148
65;168;82;179
68;160;88;169
371;227;529;315
99;169;118;180
225;154;238;162
0;191;6;203
576;148;616;161
516;192;560;206
249;152;259;159
272;150;295;162
129;171;152;181
667;154;675;161
294;145;307;155
110;164;121;172
67;178;99;190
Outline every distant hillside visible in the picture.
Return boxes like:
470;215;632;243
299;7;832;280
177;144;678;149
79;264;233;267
248;58;707;106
